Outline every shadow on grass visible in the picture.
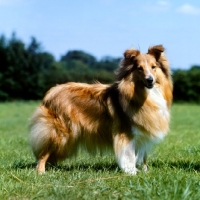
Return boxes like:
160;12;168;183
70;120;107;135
56;162;120;172
12;160;120;172
12;158;200;172
12;160;37;169
151;159;200;171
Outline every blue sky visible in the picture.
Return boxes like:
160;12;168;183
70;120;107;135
0;0;200;69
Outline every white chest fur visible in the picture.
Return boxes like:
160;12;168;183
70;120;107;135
148;86;169;121
133;85;170;136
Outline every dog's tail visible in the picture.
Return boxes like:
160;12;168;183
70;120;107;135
29;105;74;162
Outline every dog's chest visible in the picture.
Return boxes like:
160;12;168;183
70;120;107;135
132;86;170;136
148;87;169;120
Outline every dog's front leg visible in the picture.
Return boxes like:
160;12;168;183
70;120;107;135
114;134;137;175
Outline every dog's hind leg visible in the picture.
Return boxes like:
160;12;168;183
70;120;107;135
36;152;59;173
36;152;50;174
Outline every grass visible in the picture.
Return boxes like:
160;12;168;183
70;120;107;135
0;102;200;199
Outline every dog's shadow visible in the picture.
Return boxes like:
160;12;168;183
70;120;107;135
151;159;200;171
12;160;120;172
12;159;200;172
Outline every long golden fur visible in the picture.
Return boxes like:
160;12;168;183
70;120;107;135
29;45;173;174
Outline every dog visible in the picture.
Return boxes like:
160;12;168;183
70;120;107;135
29;45;173;174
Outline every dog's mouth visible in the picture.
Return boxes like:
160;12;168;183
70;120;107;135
145;83;154;89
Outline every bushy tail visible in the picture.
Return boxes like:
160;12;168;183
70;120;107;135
29;106;72;161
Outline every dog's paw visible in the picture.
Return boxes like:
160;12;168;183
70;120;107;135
36;164;45;174
123;166;138;175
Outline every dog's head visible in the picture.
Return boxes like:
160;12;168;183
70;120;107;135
116;45;166;89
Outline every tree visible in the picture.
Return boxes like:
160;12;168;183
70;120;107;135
0;34;56;100
173;66;200;102
61;50;97;68
95;56;120;71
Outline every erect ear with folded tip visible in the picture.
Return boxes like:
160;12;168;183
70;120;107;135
148;45;164;61
124;49;140;61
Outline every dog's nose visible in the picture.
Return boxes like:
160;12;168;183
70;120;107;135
146;76;153;84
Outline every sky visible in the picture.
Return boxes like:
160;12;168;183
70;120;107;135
0;0;200;69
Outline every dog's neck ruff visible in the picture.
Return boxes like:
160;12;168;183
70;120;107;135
134;85;169;136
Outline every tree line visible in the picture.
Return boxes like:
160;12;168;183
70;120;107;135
0;34;200;102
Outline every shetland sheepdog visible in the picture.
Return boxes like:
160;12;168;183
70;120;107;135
29;45;173;174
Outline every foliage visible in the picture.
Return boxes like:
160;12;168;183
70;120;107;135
1;102;200;199
172;66;200;102
0;33;200;102
0;34;55;100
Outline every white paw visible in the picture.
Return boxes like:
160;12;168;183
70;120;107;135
122;165;138;175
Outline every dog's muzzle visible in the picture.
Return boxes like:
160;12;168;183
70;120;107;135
145;77;154;89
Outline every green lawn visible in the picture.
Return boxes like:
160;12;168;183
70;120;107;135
0;102;200;199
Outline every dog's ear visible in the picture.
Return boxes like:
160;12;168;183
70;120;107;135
148;45;164;61
115;49;140;81
149;45;171;78
124;49;140;60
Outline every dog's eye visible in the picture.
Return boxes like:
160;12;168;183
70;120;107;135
138;66;143;71
152;66;156;69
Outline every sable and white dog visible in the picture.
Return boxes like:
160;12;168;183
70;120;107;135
29;45;173;174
